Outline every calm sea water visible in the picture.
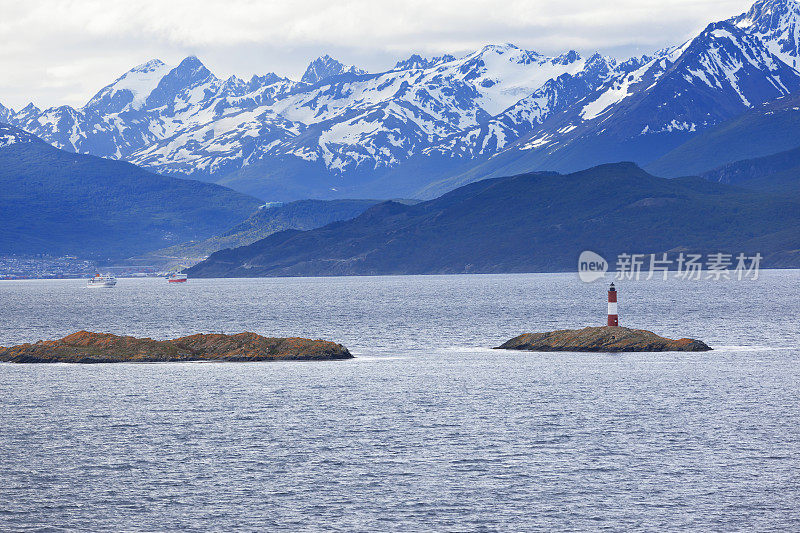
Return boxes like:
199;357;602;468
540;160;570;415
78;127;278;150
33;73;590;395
1;272;798;531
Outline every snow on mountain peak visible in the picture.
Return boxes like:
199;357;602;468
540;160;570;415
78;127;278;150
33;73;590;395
481;43;522;53
394;54;428;70
0;43;623;178
451;44;587;115
171;55;214;82
558;14;800;157
132;58;166;72
732;0;800;68
84;58;173;114
248;72;283;86
301;55;366;84
735;0;800;30
0;123;42;148
143;56;218;111
393;53;456;71
177;55;206;70
16;103;41;120
474;43;542;64
552;50;581;65
6;5;800;202
0;102;13;123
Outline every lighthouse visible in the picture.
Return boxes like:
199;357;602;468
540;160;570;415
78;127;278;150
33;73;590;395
607;282;618;326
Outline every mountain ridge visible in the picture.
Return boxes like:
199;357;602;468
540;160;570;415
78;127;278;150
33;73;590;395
137;198;387;267
0;129;261;259
2;0;800;200
187;162;800;277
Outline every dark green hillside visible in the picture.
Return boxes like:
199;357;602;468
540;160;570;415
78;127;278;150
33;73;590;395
699;144;800;193
146;198;386;261
646;94;800;178
188;162;800;277
0;132;260;259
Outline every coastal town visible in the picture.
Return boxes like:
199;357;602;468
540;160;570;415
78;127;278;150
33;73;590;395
0;255;161;279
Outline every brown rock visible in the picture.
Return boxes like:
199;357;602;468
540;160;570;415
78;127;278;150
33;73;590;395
495;326;711;352
0;331;353;363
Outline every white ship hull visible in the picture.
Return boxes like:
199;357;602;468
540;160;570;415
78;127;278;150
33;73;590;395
87;275;117;288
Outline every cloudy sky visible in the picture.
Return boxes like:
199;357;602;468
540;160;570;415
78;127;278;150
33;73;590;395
0;0;754;110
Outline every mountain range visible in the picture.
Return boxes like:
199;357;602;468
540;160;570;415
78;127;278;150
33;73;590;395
186;162;800;277
3;0;799;201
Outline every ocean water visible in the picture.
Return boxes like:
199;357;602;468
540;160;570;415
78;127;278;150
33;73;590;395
1;272;798;531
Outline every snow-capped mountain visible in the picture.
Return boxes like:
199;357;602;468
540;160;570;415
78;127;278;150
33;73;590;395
8;55;303;163
393;54;456;71
2;42;598;196
84;59;174;115
301;55;367;84
415;3;800;197
422;52;622;160
733;0;800;69
0;103;13;124
152;44;599;187
0;123;43;148
3;0;800;200
529;19;800;152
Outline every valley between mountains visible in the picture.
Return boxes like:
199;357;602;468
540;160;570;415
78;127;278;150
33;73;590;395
2;0;800;273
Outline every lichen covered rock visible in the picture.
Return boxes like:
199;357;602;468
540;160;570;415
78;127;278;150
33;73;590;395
0;331;352;363
496;326;711;352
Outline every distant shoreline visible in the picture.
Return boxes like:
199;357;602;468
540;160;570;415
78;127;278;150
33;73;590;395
2;268;797;282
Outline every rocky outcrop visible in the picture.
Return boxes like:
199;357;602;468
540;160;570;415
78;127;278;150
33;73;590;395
496;326;711;352
0;331;352;363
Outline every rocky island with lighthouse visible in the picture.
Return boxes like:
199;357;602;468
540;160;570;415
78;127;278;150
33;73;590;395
496;283;712;352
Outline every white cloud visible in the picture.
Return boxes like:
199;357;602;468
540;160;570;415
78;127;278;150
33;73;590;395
0;0;755;109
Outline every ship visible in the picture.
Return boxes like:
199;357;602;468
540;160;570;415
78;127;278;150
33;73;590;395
87;273;117;288
168;273;188;283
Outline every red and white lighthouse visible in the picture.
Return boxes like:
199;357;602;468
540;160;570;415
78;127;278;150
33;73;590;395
607;282;618;326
